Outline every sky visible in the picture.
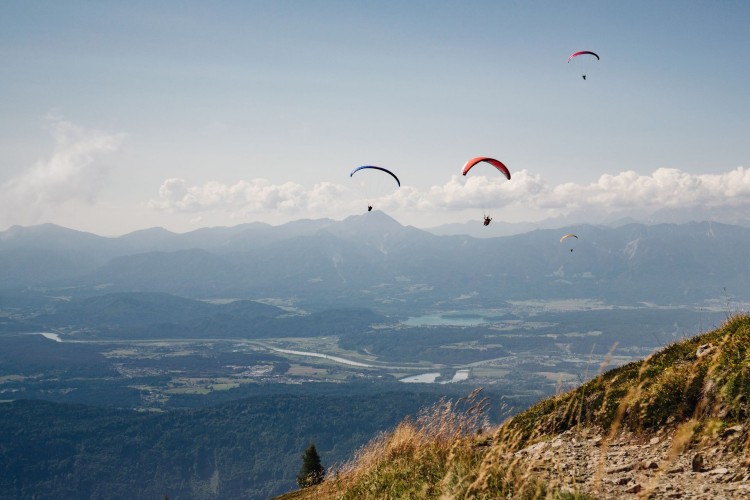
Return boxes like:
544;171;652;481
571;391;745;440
1;0;749;236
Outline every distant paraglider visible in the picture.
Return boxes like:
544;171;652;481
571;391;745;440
350;165;400;212
560;233;578;252
461;157;511;227
567;50;599;80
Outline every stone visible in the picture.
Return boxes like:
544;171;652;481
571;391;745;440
624;483;642;494
692;453;706;472
721;425;743;438
709;467;729;475
607;462;634;473
649;436;661;445
696;343;716;357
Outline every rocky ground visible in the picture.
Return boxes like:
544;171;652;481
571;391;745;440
513;424;750;498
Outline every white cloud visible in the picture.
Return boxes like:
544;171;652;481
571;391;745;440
386;167;750;216
544;167;750;212
151;166;750;224
1;118;125;225
150;178;351;216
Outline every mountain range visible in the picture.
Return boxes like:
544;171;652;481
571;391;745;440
2;212;749;313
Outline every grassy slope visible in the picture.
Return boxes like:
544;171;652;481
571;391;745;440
280;314;750;499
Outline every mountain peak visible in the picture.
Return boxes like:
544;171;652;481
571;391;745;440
343;210;402;225
326;211;423;249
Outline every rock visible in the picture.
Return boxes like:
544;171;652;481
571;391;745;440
640;460;659;470
607;462;634;473
696;343;716;357
667;466;685;474
650;436;661;445
692;453;706;472
722;425;743;438
709;467;729;475
528;441;548;453
624;483;642;494
611;476;631;485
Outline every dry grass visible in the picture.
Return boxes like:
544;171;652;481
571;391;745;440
286;389;587;499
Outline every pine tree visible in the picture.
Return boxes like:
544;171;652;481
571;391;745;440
296;443;325;488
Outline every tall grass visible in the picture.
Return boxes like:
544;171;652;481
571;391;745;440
289;389;586;499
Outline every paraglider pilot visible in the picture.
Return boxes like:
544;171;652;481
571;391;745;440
483;215;492;226
367;205;373;212
582;74;586;80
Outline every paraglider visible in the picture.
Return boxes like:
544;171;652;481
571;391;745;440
461;157;511;227
349;165;400;212
462;157;511;180
567;51;599;80
560;233;578;252
350;166;401;186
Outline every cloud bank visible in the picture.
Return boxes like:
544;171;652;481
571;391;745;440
151;167;750;221
1;118;125;226
149;178;350;216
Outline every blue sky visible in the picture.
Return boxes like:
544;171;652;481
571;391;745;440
1;1;749;235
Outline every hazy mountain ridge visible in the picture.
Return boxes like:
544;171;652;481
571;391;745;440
426;207;750;238
3;215;750;310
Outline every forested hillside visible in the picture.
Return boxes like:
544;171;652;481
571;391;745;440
0;385;519;499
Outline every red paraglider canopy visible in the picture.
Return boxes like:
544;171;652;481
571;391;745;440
567;50;600;63
461;157;511;180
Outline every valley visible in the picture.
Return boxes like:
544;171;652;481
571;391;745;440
1;297;728;411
